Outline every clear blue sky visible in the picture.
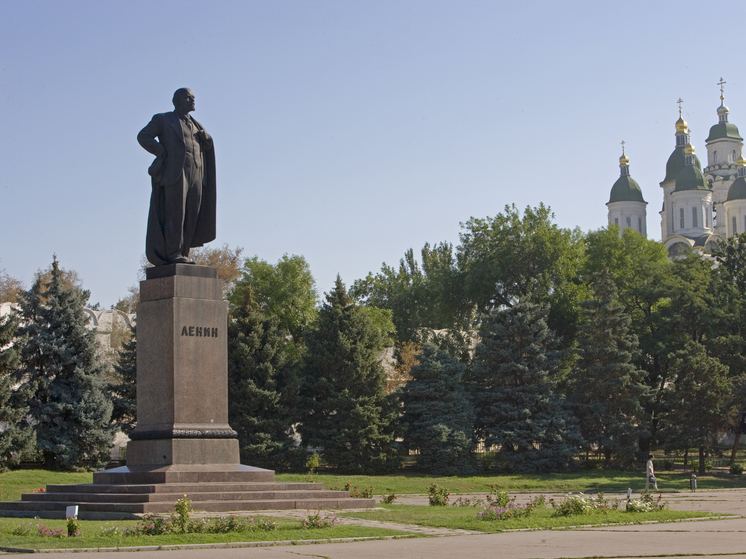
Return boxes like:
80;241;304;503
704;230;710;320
1;0;742;307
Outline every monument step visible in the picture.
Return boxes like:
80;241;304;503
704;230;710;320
46;482;325;494
92;468;275;485
22;490;350;503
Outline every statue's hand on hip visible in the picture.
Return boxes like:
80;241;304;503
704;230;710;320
148;153;167;179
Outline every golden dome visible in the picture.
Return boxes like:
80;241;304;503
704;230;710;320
738;155;746;167
619;152;629;165
685;144;695;155
675;116;688;133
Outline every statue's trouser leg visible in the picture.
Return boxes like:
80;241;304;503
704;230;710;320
182;162;204;256
162;175;188;263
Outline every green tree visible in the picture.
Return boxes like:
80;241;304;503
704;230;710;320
0;310;36;469
710;233;746;464
0;265;24;303
401;342;474;475
229;254;317;344
566;272;649;467
457;204;586;346
227;286;304;470
191;243;244;296
352;243;470;344
583;226;674;454
660;341;733;475
108;326;137;435
468;300;581;473
17;257;113;470
299;277;399;473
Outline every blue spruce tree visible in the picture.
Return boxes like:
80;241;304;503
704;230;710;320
18;257;113;470
469;300;581;472
401;342;474;474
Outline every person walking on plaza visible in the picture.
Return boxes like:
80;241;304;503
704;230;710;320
645;454;658;492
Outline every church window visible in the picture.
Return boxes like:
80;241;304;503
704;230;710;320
733;216;738;235
638;217;642;232
692;207;698;227
733;150;737;162
680;208;684;229
626;217;631;227
714;151;718;164
705;209;709;227
614;218;618;225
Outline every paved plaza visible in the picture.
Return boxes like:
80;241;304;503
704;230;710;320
4;489;746;559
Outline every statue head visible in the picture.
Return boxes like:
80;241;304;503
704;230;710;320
173;88;196;114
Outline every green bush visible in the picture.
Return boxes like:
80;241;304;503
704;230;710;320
730;463;743;475
427;483;449;506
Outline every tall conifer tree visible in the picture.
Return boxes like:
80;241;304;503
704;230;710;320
300;277;399;474
0;310;35;469
469;300;581;472
401;342;474;474
227;286;304;470
18;257;113;470
109;326;137;434
567;272;649;467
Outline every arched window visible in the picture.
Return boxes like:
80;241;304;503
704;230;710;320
680;208;685;229
714;151;718;164
733;150;737;162
626;216;631;227
638;217;642;232
733;216;738;235
692;207;698;227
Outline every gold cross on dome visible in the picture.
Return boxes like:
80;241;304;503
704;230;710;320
677;98;683;116
621;140;625;154
718;77;726;101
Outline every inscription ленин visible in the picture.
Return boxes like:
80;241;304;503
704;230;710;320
181;326;218;338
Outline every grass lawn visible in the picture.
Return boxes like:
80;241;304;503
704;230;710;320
0;516;413;550
2;469;746;502
341;503;723;533
277;471;746;495
0;470;92;502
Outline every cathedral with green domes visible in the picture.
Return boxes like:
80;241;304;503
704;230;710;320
608;80;746;257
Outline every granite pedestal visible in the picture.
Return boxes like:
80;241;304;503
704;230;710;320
0;265;373;519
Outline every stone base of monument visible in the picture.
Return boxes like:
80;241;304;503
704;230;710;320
0;465;371;520
0;265;375;519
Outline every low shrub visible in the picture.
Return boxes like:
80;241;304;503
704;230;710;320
626;493;667;512
730;463;743;475
12;522;68;538
551;492;620;516
331;483;374;498
171;495;192;533
486;485;512;508
477;502;534;521
427;483;449;506
451;496;485;507
382;493;397;504
66;517;81;537
300;511;339;529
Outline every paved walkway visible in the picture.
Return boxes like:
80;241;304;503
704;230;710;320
4;489;746;558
